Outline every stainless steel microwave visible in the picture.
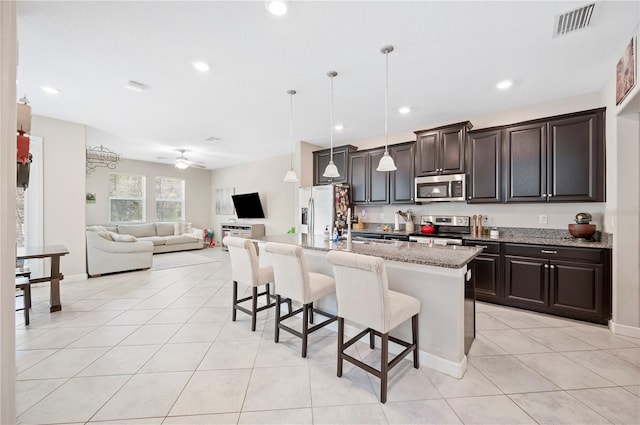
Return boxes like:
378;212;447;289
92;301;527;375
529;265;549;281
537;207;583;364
415;174;466;202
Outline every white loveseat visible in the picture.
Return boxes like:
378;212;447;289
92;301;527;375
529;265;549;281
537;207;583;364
86;222;204;276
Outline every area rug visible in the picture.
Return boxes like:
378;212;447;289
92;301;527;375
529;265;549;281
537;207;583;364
152;247;226;270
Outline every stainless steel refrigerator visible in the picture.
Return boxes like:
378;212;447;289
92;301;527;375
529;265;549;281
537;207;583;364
298;184;350;236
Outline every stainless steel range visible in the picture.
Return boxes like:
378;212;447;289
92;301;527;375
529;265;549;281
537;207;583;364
409;215;471;246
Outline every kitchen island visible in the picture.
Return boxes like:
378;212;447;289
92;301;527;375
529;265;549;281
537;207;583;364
253;234;482;378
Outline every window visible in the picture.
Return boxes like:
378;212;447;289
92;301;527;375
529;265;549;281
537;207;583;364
155;177;185;221
109;173;145;223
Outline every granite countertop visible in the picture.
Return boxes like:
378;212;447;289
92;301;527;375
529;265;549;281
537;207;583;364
351;224;613;249
253;234;482;269
462;227;612;249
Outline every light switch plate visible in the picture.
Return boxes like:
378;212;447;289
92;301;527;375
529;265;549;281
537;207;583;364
539;214;548;224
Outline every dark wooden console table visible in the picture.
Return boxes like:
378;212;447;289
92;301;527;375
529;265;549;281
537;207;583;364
17;245;68;313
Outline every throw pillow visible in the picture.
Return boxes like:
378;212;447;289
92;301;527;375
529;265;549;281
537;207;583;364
112;233;138;242
87;225;108;232
174;222;192;235
95;231;113;241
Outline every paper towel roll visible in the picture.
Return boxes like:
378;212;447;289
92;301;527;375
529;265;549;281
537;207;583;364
394;213;400;231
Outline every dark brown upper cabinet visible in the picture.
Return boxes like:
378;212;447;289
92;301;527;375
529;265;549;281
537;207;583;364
313;144;357;185
504;108;605;203
348;148;389;205
389;142;416;204
415;121;472;176
467;129;502;203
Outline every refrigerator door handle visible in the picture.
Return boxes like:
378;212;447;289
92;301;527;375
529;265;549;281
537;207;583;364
308;196;314;236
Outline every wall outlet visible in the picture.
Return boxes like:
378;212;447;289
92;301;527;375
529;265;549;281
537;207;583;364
379;213;385;221
539;214;548;224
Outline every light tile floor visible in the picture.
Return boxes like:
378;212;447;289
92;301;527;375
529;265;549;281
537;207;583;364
14;251;640;425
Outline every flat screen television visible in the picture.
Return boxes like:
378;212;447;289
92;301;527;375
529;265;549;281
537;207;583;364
231;192;265;219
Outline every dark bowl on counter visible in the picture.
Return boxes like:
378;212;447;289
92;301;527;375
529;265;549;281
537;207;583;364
568;223;596;239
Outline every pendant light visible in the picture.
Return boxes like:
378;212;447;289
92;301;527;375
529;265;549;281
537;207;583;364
376;45;397;172
283;89;298;183
322;71;340;178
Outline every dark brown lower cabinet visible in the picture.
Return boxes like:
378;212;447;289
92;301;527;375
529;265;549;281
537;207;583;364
550;260;604;322
464;241;501;302
467;241;610;324
504;255;548;310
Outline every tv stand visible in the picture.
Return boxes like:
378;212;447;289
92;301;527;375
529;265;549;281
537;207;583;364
221;223;265;251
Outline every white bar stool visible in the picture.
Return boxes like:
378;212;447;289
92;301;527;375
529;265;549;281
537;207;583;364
327;250;420;403
224;236;290;331
264;242;337;358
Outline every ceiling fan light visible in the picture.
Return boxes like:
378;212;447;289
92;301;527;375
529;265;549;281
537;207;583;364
376;151;397;172
175;158;190;169
283;169;298;182
322;160;340;178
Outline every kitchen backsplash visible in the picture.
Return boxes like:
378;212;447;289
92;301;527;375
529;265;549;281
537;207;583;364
353;202;607;231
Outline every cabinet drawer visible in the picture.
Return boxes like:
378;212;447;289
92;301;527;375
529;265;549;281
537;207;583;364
464;240;500;254
504;243;605;263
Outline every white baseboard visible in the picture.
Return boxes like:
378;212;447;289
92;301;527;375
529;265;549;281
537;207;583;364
324;319;467;379
609;320;640;339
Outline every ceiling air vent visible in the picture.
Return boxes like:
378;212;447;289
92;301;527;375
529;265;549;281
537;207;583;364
553;3;595;38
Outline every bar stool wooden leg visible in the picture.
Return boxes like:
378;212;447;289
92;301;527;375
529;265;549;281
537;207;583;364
302;303;309;358
309;301;314;324
274;294;281;343
251;287;258;331
265;283;271;305
337;317;344;377
232;281;238;322
287;298;292;314
370;329;375;349
412;314;419;368
380;333;389;403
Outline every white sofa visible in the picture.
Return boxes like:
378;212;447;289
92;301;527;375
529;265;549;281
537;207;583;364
86;230;154;277
86;222;204;276
117;223;203;253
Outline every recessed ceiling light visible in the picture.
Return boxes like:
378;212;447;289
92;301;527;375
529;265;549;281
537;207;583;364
205;136;220;142
398;106;411;114
496;80;513;90
125;80;146;92
192;61;210;72
41;86;60;94
334;124;344;131
266;1;287;16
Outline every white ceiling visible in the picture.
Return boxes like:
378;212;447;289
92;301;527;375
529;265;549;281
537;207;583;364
17;1;639;170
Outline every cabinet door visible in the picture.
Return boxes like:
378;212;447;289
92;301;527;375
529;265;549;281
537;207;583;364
368;149;390;204
504;122;547;202
349;152;368;205
415;131;439;176
474;254;501;301
390;142;415;204
313;146;352;185
550;260;603;320
467;130;502;203
440;127;465;174
548;112;604;201
504;255;548;309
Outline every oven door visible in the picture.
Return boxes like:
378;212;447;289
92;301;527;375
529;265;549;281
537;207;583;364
409;236;463;246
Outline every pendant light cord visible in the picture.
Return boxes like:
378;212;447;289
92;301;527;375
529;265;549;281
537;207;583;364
330;73;334;159
385;49;389;153
289;91;294;169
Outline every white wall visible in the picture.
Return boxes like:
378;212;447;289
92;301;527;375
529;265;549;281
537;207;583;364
32;115;87;280
85;157;212;229
211;154;295;242
0;2;17;422
605;25;640;334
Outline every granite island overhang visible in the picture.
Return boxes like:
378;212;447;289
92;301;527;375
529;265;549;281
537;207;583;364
252;234;483;378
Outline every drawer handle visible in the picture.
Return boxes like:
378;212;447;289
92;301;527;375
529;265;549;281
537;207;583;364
541;250;557;254
478;245;488;249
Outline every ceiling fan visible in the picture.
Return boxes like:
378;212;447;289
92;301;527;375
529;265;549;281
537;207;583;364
174;149;206;170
